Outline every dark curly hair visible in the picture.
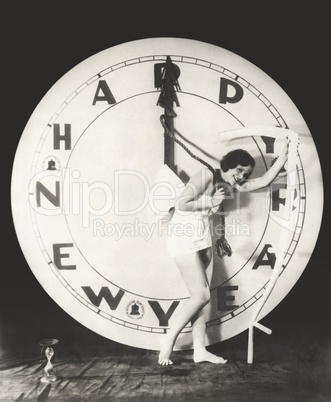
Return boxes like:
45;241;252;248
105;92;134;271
220;149;255;172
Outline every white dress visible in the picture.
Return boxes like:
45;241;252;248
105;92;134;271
149;164;216;257
166;207;212;257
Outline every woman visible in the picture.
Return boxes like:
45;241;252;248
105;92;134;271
158;140;292;365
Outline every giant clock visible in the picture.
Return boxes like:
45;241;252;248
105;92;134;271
11;38;323;351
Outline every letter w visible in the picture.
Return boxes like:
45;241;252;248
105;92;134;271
82;286;124;310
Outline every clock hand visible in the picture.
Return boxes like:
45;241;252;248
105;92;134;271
156;57;232;258
156;56;181;171
156;56;181;118
160;115;218;175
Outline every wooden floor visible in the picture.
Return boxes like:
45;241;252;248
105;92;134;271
1;320;330;401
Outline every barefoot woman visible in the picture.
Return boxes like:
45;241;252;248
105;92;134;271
158;142;291;365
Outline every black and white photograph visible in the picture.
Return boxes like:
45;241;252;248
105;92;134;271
2;3;330;401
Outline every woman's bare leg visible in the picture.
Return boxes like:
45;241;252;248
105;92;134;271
191;249;227;364
158;251;211;365
191;308;227;363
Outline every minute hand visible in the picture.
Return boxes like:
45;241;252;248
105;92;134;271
156;56;181;171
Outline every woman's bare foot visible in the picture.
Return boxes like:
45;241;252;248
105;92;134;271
158;335;174;365
193;348;227;364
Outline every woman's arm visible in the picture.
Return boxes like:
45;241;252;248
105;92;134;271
176;168;225;212
237;138;295;193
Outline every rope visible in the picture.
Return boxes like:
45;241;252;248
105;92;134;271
160;115;216;175
160;114;232;258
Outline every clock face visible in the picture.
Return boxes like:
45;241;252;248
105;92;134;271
11;38;323;350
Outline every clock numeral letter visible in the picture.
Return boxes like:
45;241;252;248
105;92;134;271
53;243;76;270
271;183;298;212
148;300;180;327
36;181;60;208
252;244;276;270
92;80;116;105
53;124;71;150
154;61;181;89
271;183;286;211
82;286;124;310
219;78;244;104
217;286;239;311
261;136;276;153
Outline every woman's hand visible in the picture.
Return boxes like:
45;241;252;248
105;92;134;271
287;132;300;150
279;140;289;163
212;188;226;206
279;132;299;163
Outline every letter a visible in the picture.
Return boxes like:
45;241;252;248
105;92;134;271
92;80;116;105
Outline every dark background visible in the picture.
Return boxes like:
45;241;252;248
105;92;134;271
2;3;330;361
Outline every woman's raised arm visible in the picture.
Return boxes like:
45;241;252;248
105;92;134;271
237;137;298;193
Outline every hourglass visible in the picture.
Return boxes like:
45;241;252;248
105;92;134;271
39;339;59;383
